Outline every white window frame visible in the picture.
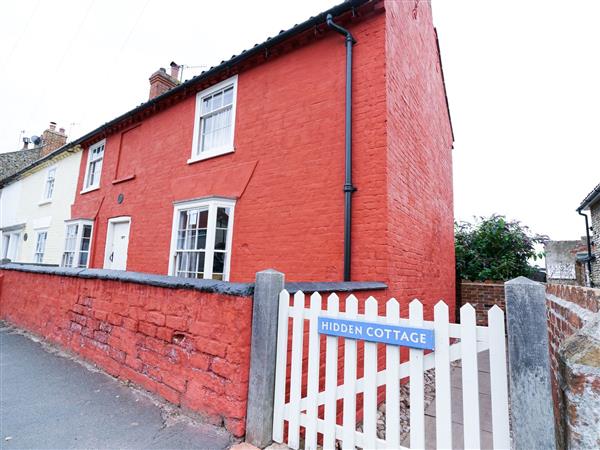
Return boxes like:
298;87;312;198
82;139;105;193
61;219;94;268
33;229;48;263
40;166;57;204
168;197;235;281
1;229;23;261
189;75;238;164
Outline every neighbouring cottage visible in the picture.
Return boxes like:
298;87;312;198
577;182;600;287
0;123;82;265
545;237;592;286
4;0;455;309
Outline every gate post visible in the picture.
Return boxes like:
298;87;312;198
504;277;556;449
245;269;285;448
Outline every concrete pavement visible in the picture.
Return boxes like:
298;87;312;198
0;323;233;449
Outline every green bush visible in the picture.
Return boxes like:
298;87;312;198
455;215;546;281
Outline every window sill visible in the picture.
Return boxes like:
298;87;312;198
187;148;234;165
112;174;136;185
38;199;52;206
80;186;100;195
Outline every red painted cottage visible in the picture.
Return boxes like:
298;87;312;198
64;0;455;309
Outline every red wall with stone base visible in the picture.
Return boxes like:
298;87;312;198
0;269;252;437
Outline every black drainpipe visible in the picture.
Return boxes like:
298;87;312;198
577;208;594;287
326;13;356;282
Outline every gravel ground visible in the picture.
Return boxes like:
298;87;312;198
358;368;437;442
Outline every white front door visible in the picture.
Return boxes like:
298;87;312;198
104;219;130;270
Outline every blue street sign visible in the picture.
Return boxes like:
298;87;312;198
317;317;435;350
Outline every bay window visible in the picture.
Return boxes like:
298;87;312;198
61;220;93;268
1;228;22;261
169;198;235;281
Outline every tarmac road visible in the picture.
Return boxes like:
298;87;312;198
0;323;232;450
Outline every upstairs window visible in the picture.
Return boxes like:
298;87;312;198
190;76;238;162
61;220;93;268
33;230;48;263
83;140;105;191
42;167;56;201
169;198;235;281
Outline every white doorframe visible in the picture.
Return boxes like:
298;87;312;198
103;216;131;270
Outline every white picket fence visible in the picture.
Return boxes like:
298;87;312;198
272;291;510;450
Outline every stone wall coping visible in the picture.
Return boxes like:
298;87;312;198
547;282;600;295
0;263;255;297
284;281;387;294
0;263;387;297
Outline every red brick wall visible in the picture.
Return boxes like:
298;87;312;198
384;0;456;318
69;2;454;318
460;281;505;326
0;269;252;437
545;283;600;444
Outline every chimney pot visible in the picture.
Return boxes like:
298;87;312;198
49;121;56;131
170;61;180;80
22;137;30;150
59;127;66;134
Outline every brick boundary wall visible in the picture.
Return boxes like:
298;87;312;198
545;283;600;447
0;264;254;437
460;281;505;326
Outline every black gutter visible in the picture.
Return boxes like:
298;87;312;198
326;13;357;282
577;208;595;287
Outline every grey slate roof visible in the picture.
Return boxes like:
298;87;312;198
577;182;600;211
0;147;43;183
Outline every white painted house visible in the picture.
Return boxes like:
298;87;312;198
1;145;82;265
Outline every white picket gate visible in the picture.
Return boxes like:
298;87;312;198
272;291;510;450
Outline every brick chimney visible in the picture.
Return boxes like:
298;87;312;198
40;121;67;156
148;63;180;100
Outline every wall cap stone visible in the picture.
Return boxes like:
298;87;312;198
505;276;543;286
0;263;387;297
284;281;387;294
0;263;254;297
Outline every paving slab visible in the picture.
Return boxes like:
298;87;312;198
417;350;502;448
0;324;233;449
401;415;494;449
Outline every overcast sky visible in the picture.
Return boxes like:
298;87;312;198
1;0;598;241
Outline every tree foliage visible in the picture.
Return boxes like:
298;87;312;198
455;215;546;281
